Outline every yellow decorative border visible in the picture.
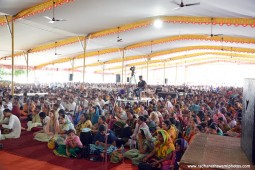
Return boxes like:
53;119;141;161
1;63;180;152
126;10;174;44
32;36;255;69
95;52;255;72
0;0;74;25
72;45;255;69
35;48;121;69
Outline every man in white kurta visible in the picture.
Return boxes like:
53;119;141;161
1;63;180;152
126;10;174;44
0;109;21;140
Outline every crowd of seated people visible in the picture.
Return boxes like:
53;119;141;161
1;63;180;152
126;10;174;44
0;83;243;170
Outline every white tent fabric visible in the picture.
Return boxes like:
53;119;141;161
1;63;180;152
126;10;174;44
0;0;254;72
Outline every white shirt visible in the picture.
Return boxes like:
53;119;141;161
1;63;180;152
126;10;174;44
42;116;50;132
165;100;173;110
0;105;4;122
2;114;21;138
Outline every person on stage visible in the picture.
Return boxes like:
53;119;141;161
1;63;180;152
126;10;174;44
134;76;147;99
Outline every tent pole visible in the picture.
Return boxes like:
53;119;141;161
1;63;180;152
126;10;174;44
175;64;177;86
26;52;29;82
82;36;88;83
72;58;74;82
121;49;125;83
163;61;166;84
125;64;127;83
11;16;14;96
103;64;105;83
146;59;149;83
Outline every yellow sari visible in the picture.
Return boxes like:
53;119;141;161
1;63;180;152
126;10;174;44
155;130;175;159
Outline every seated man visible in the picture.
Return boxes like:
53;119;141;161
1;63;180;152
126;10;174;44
90;124;117;160
134;76;146;99
0;109;21;140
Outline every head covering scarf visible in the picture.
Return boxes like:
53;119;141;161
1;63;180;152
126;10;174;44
155;129;175;158
175;138;188;151
62;114;76;133
140;128;152;141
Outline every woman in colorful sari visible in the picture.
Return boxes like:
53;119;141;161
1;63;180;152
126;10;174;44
53;129;83;158
183;118;197;143
34;110;59;142
56;113;76;145
138;130;175;170
161;138;188;170
75;113;92;136
124;128;154;165
161;120;176;143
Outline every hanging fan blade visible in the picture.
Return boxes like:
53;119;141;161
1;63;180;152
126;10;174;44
44;16;52;20
185;2;200;6
55;19;66;22
213;34;223;37
55;53;61;56
170;0;180;6
117;38;123;42
171;0;200;9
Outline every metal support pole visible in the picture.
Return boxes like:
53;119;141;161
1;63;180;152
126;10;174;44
82;36;88;83
175;64;177;86
125;65;127;83
102;64;105;83
11;16;14;96
26;52;29;82
185;65;188;85
163;61;166;84
121;49;125;83
146;59;149;83
72;58;74;82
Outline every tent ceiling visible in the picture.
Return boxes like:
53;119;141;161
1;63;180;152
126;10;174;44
0;0;255;73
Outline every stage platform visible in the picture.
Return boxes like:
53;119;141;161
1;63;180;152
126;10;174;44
179;134;253;170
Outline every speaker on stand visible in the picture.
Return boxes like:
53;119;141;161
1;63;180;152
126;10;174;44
69;74;73;81
127;77;130;82
116;74;120;83
165;78;168;84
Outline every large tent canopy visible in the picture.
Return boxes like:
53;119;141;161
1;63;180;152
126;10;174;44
0;0;255;78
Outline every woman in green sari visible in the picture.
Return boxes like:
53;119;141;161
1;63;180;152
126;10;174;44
55;114;76;145
124;128;153;165
138;130;175;170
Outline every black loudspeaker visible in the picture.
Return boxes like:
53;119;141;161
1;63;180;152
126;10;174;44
69;74;73;81
241;78;255;164
127;77;129;82
116;74;120;83
158;92;178;99
165;78;168;84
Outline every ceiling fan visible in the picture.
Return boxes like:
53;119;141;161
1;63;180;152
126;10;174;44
44;0;66;23
171;0;200;10
206;18;223;38
117;27;123;42
54;42;61;56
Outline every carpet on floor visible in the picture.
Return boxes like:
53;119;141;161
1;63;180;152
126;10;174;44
0;130;138;170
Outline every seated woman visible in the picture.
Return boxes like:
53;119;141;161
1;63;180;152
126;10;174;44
208;122;223;136
161;138;188;170
90;124;117;160
73;104;86;126
53;129;83;158
34;110;59;142
124;128;153;165
20;99;35;117
138;130;175;170
56;114;76;145
75;113;92;136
